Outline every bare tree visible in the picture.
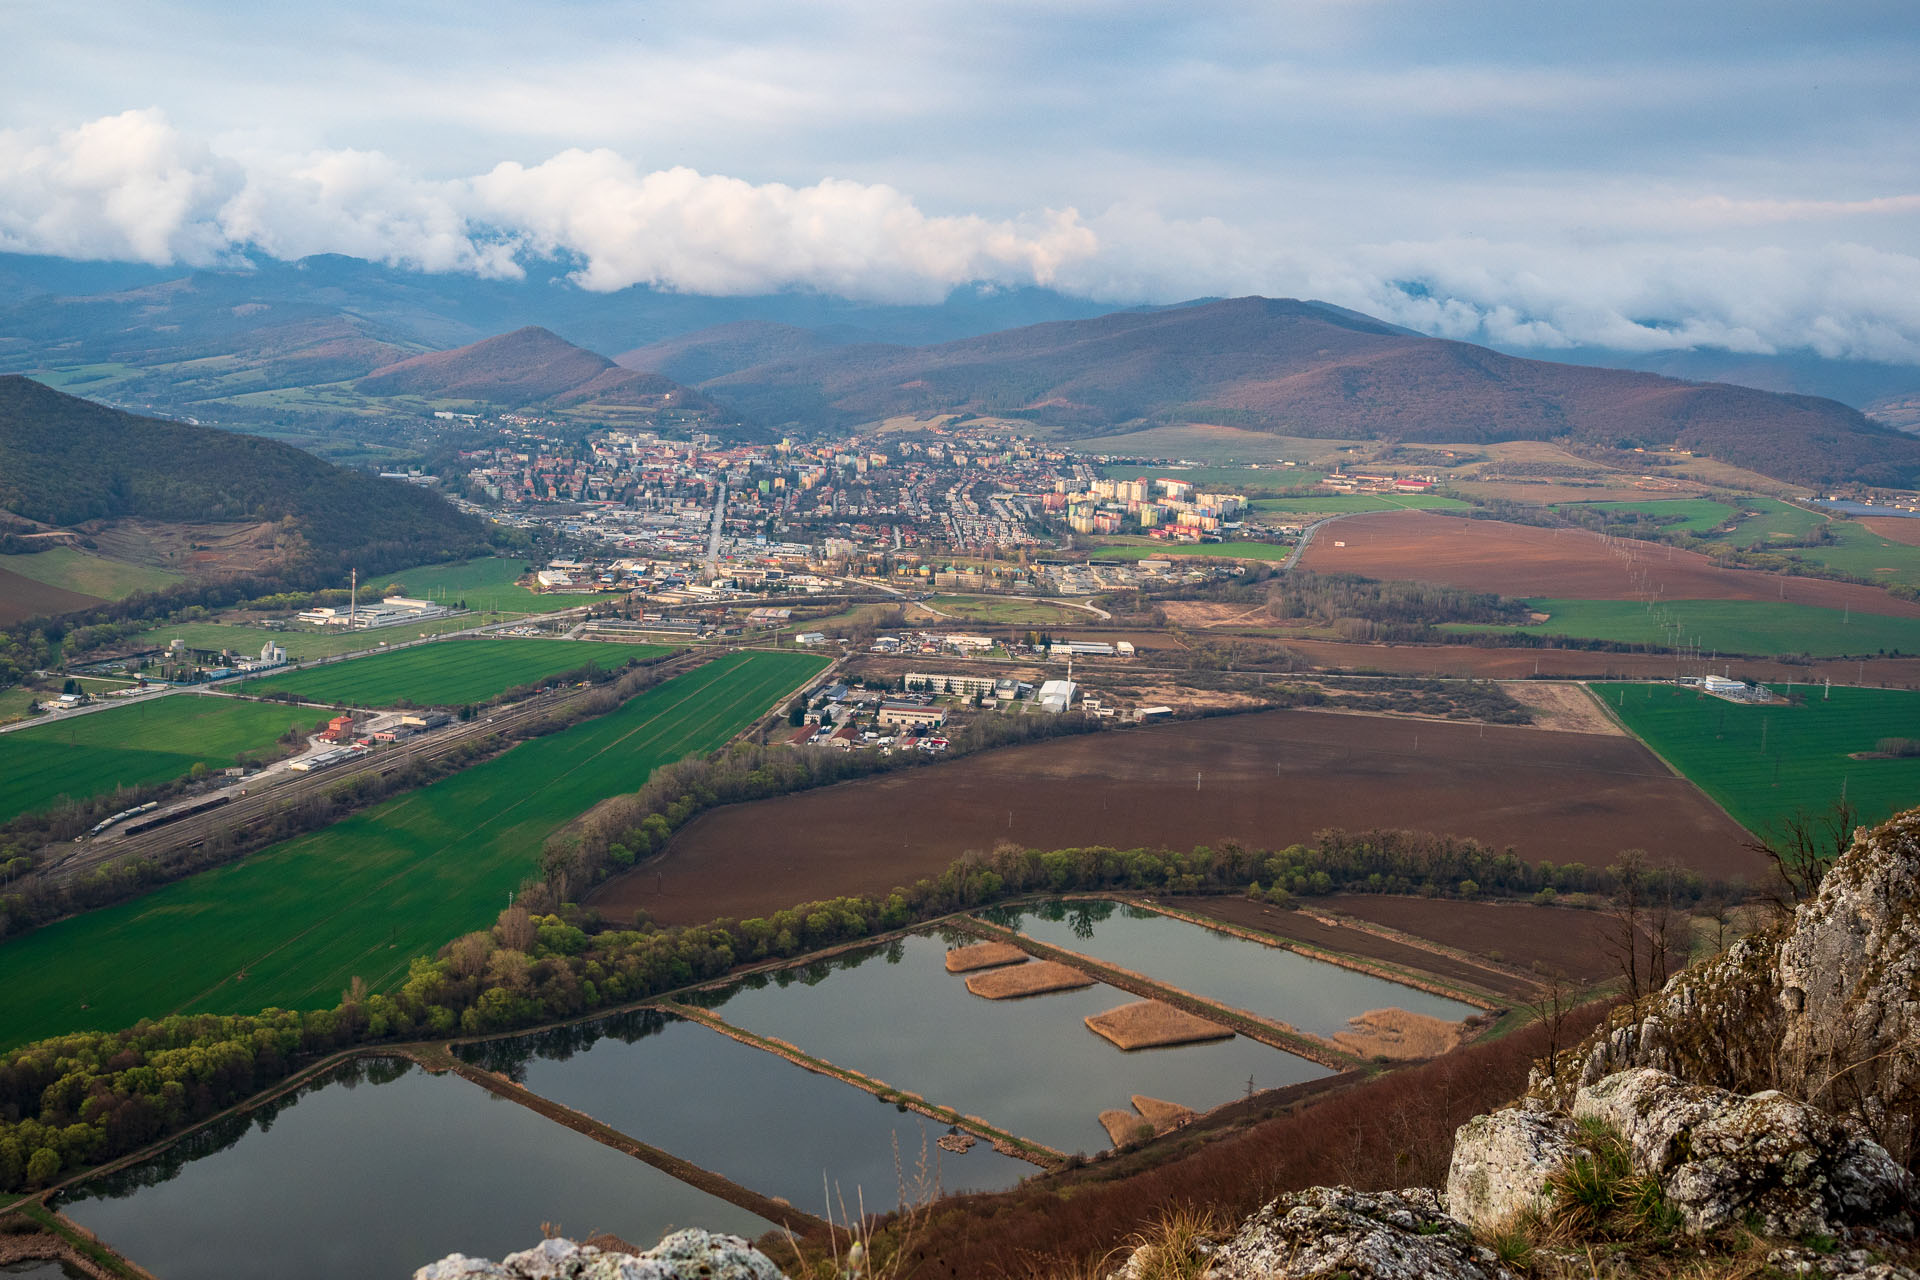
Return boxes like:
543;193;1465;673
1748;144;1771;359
1604;849;1649;1006
1745;797;1858;915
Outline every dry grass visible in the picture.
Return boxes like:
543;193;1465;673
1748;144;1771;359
1131;1096;1198;1129
1330;1008;1468;1060
1085;1001;1234;1050
966;960;1097;999
1101;1109;1156;1146
945;941;1030;973
1098;1096;1199;1147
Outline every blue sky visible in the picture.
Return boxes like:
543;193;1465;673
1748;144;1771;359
5;1;1919;360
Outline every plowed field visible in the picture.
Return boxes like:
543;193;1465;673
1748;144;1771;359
595;708;1762;927
1299;512;1920;617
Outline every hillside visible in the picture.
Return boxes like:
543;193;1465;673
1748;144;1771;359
699;297;1920;488
615;320;847;385
0;377;484;577
356;326;722;417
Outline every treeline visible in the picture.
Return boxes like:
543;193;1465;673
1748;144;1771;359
1264;570;1531;639
0;828;1722;1191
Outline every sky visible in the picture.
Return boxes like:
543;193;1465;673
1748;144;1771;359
5;0;1920;361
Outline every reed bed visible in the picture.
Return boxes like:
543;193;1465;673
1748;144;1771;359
944;941;1029;973
965;960;1096;999
1330;1007;1467;1060
1085;1000;1234;1050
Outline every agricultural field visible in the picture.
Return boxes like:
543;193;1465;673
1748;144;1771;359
373;557;622;613
241;638;666;708
1555;499;1741;536
0;547;184;600
1251;494;1472;516
0;694;305;824
1607;683;1920;836
128;615;510;663
928;595;1094;625
597;705;1762;928
1714;497;1827;545
1097;464;1325;494
1448;597;1920;658
1767;519;1920;591
1087;541;1297;562
0;649;828;1049
0;561;101;624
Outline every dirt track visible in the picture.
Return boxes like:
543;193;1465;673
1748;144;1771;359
592;708;1764;927
1299;511;1920;617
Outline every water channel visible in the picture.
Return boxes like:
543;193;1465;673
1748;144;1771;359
983;901;1480;1038
691;933;1331;1155
56;1059;768;1280
459;1008;1036;1209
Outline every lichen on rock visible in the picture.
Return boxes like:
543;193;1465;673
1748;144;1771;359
1201;1186;1510;1280
1446;1108;1590;1232
412;1230;786;1280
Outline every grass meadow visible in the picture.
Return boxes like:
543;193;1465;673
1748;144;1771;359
1555;499;1740;535
0;650;828;1049
1447;597;1920;658
0;547;183;600
0;695;305;824
1250;494;1472;515
1607;683;1920;836
131;615;512;663
241;637;667;707
373;557;623;613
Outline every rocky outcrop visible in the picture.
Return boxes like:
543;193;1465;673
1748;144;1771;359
1196;1187;1510;1280
414;1230;784;1280
1446;1109;1589;1232
1572;1068;1911;1237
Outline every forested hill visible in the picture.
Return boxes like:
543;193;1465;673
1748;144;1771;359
0;377;485;571
696;297;1920;488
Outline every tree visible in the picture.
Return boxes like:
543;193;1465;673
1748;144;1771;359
1744;797;1858;914
25;1147;59;1186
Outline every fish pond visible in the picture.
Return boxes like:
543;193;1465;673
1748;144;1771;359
689;933;1332;1155
982;901;1481;1038
459;1008;1036;1209
56;1059;769;1280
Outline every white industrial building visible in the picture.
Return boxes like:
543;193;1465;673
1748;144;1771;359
1036;679;1079;713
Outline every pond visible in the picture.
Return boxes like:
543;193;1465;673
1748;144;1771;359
458;1008;1036;1210
691;934;1330;1156
982;901;1479;1039
56;1059;769;1280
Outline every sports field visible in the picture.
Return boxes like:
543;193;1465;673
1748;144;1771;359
1607;683;1920;836
0;695;305;823
1556;499;1740;536
0;649;828;1049
241;638;667;707
374;557;623;613
1448;597;1920;658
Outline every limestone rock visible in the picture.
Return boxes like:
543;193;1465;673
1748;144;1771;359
1573;1068;1912;1237
1765;1245;1920;1279
1202;1186;1509;1280
1776;808;1920;1165
1446;1108;1588;1230
413;1231;785;1280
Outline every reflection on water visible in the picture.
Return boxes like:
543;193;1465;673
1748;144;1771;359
460;1009;1033;1208
696;933;1330;1155
57;1060;768;1280
985;901;1479;1039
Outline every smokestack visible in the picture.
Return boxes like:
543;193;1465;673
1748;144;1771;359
350;568;357;629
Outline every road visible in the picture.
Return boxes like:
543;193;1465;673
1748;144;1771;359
706;481;728;565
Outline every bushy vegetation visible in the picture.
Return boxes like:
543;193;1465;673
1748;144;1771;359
1263;570;1532;641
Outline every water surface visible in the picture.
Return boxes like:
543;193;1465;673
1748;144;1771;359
693;934;1329;1155
57;1059;769;1280
984;901;1478;1038
460;1009;1034;1208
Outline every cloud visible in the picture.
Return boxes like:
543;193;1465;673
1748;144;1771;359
4;110;1920;364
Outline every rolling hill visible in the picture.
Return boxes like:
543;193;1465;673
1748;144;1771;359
356;326;722;417
0;377;484;583
693;297;1920;488
616;320;848;385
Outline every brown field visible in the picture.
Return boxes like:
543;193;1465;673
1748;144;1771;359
0;563;102;623
1300;511;1920;617
1330;1008;1467;1061
1279;639;1920;687
1862;517;1920;547
1498;681;1618;733
945;940;1028;972
1319;894;1637;985
1085;1000;1234;1050
965;959;1095;999
593;708;1765;927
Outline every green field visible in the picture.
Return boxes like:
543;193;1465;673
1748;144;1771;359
928;595;1093;624
1088;541;1297;562
1714;498;1828;545
1096;464;1326;494
375;557;623;613
1770;519;1920;591
129;614;512;663
1607;683;1920;837
0;695;306;823
0;687;40;726
1557;499;1740;536
240;638;668;707
0;650;828;1049
0;548;183;601
1447;597;1920;658
1250;494;1472;515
